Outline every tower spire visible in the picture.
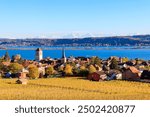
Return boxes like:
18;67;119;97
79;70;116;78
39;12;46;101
62;47;66;63
62;47;66;58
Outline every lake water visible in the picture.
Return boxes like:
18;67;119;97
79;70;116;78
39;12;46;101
0;47;149;60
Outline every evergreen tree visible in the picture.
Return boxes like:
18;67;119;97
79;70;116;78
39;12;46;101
4;51;10;61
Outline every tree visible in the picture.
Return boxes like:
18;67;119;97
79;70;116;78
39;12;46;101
110;58;118;69
4;51;10;61
45;66;54;76
72;67;79;76
0;62;9;74
88;65;96;74
79;65;89;77
122;57;129;63
8;63;23;74
64;64;73;76
28;65;39;79
90;56;102;67
58;65;64;72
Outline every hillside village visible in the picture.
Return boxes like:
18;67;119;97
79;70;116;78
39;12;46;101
0;48;150;84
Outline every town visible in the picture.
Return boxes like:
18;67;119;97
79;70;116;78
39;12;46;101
0;48;149;84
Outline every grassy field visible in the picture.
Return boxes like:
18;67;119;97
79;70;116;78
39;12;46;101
0;77;150;100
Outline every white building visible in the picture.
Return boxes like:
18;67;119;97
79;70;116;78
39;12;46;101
35;48;43;61
61;48;67;63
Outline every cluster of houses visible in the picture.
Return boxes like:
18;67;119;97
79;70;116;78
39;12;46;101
88;57;150;82
0;48;150;84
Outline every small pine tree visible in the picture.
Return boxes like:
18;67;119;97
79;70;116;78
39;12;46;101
4;51;10;61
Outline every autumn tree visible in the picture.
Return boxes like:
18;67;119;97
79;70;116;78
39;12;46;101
122;57;129;63
88;65;96;74
8;63;23;74
64;64;73;76
28;65;39;79
45;66;54;76
0;62;9;75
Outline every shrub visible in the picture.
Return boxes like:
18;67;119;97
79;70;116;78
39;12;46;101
8;63;23;74
64;64;73;76
45;66;54;76
28;65;39;79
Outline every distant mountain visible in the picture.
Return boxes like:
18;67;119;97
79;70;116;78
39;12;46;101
0;35;150;47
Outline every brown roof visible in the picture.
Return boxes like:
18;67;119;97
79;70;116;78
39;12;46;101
36;48;42;51
95;71;106;75
2;62;10;66
129;66;140;73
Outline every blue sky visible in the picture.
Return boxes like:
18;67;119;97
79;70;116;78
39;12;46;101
0;0;150;38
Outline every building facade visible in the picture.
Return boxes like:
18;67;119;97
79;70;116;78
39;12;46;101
35;48;43;61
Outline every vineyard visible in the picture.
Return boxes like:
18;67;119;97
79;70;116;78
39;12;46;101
0;77;150;100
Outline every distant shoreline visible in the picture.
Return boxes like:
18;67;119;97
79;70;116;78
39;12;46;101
0;46;150;50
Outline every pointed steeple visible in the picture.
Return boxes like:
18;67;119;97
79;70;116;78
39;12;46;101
62;48;66;63
4;51;11;61
62;48;66;58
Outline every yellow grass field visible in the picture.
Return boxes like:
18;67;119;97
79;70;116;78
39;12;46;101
0;77;150;100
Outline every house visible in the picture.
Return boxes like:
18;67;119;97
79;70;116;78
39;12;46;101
5;72;12;78
2;62;10;66
126;60;136;66
141;61;149;66
122;66;141;80
17;72;27;79
102;64;110;71
38;66;45;78
107;70;122;80
141;70;150;79
88;71;107;81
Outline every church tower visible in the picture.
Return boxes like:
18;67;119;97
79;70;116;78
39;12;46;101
35;48;43;61
61;48;67;63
